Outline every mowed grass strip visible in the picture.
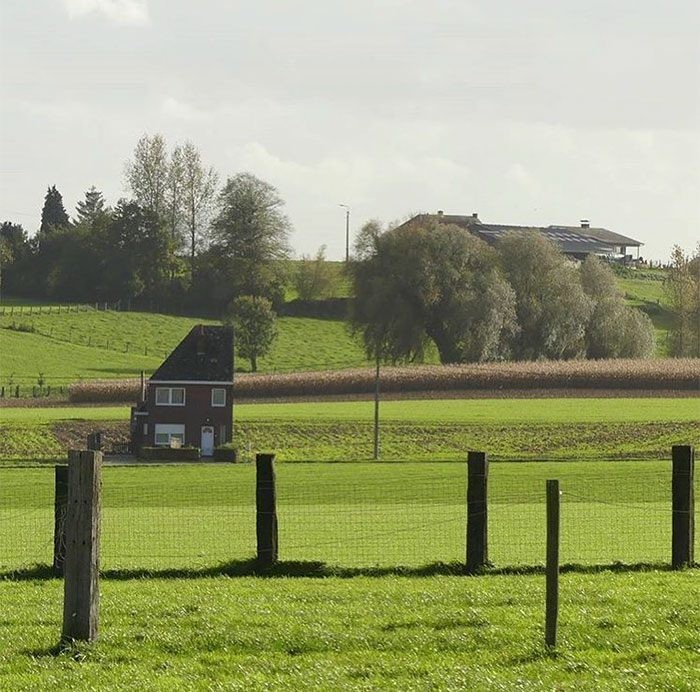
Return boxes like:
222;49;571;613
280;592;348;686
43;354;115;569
1;397;697;426
0;572;697;690
0;461;691;571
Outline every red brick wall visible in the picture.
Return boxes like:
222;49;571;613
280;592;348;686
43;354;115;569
144;383;234;449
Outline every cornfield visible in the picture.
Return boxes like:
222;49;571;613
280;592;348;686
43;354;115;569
69;358;700;403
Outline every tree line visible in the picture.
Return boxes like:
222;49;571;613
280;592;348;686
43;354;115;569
350;218;663;363
0;135;293;315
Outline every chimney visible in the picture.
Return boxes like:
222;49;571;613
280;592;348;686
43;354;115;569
580;219;590;229
472;212;479;219
437;210;444;217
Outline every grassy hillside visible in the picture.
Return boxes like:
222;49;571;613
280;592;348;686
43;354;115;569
0;309;370;388
615;268;673;354
0;267;675;389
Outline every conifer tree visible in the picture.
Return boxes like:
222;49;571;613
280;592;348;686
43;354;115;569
39;185;70;235
75;186;106;225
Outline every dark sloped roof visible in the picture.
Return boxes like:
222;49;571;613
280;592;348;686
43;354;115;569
403;214;643;254
476;224;615;255
150;325;233;383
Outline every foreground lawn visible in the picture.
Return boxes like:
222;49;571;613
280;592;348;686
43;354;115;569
0;571;697;690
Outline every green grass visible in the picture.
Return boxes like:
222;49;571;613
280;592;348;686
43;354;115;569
0;571;697;690
617;270;674;355
2;398;696;426
0;309;369;385
0;460;693;571
1;398;697;463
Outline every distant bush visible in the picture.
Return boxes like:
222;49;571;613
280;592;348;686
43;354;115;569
2;322;36;333
278;298;350;320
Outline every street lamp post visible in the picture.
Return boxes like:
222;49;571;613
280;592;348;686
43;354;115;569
339;204;350;262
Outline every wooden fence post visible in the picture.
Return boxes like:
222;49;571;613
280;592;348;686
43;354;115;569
672;445;695;569
87;431;103;451
545;479;560;648
53;465;69;576
62;450;102;643
466;451;488;573
256;453;278;568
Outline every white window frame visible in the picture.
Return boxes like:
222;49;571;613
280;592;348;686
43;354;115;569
154;424;186;447
211;388;226;407
155;387;186;406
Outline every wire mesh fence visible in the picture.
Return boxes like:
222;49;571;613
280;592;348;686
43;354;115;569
0;458;695;574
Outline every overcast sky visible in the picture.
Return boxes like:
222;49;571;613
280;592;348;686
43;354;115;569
1;0;698;260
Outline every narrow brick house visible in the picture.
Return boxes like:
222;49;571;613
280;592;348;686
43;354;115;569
130;325;234;457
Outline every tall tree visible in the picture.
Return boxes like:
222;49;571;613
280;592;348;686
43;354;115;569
665;245;700;357
210;172;291;301
165;144;185;249
351;219;518;364
124;134;169;218
179;141;218;279
498;233;593;360
39;185;70;236
580;255;654;358
75;186;107;225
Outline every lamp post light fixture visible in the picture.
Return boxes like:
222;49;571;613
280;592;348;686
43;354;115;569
339;204;350;262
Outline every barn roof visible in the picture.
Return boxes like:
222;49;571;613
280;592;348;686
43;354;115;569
405;213;643;256
150;325;233;383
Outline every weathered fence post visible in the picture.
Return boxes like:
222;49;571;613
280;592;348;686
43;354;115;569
256;453;278;568
53;465;69;576
87;431;103;452
545;479;560;648
62;450;102;643
466;451;488;573
672;445;695;569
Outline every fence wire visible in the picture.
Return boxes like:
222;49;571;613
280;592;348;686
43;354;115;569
276;463;466;567
0;460;695;574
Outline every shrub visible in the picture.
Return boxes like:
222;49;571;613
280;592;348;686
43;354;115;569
213;445;238;462
139;446;201;461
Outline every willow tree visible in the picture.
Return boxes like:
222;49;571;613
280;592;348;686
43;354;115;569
350;218;518;364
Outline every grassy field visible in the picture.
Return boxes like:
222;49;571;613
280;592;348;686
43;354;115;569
0;310;369;386
0;460;691;572
1;398;697;463
0;571;697;690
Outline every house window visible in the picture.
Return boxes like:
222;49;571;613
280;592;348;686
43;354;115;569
219;425;227;443
211;388;226;407
155;387;186;406
154;424;186;447
143;423;148;436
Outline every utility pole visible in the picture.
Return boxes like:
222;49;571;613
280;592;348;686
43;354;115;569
340;204;350;262
373;355;380;460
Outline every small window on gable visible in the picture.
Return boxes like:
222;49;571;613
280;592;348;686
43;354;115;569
211;388;226;407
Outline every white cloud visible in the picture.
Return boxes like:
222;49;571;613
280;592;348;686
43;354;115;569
160;97;208;122
61;0;149;25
